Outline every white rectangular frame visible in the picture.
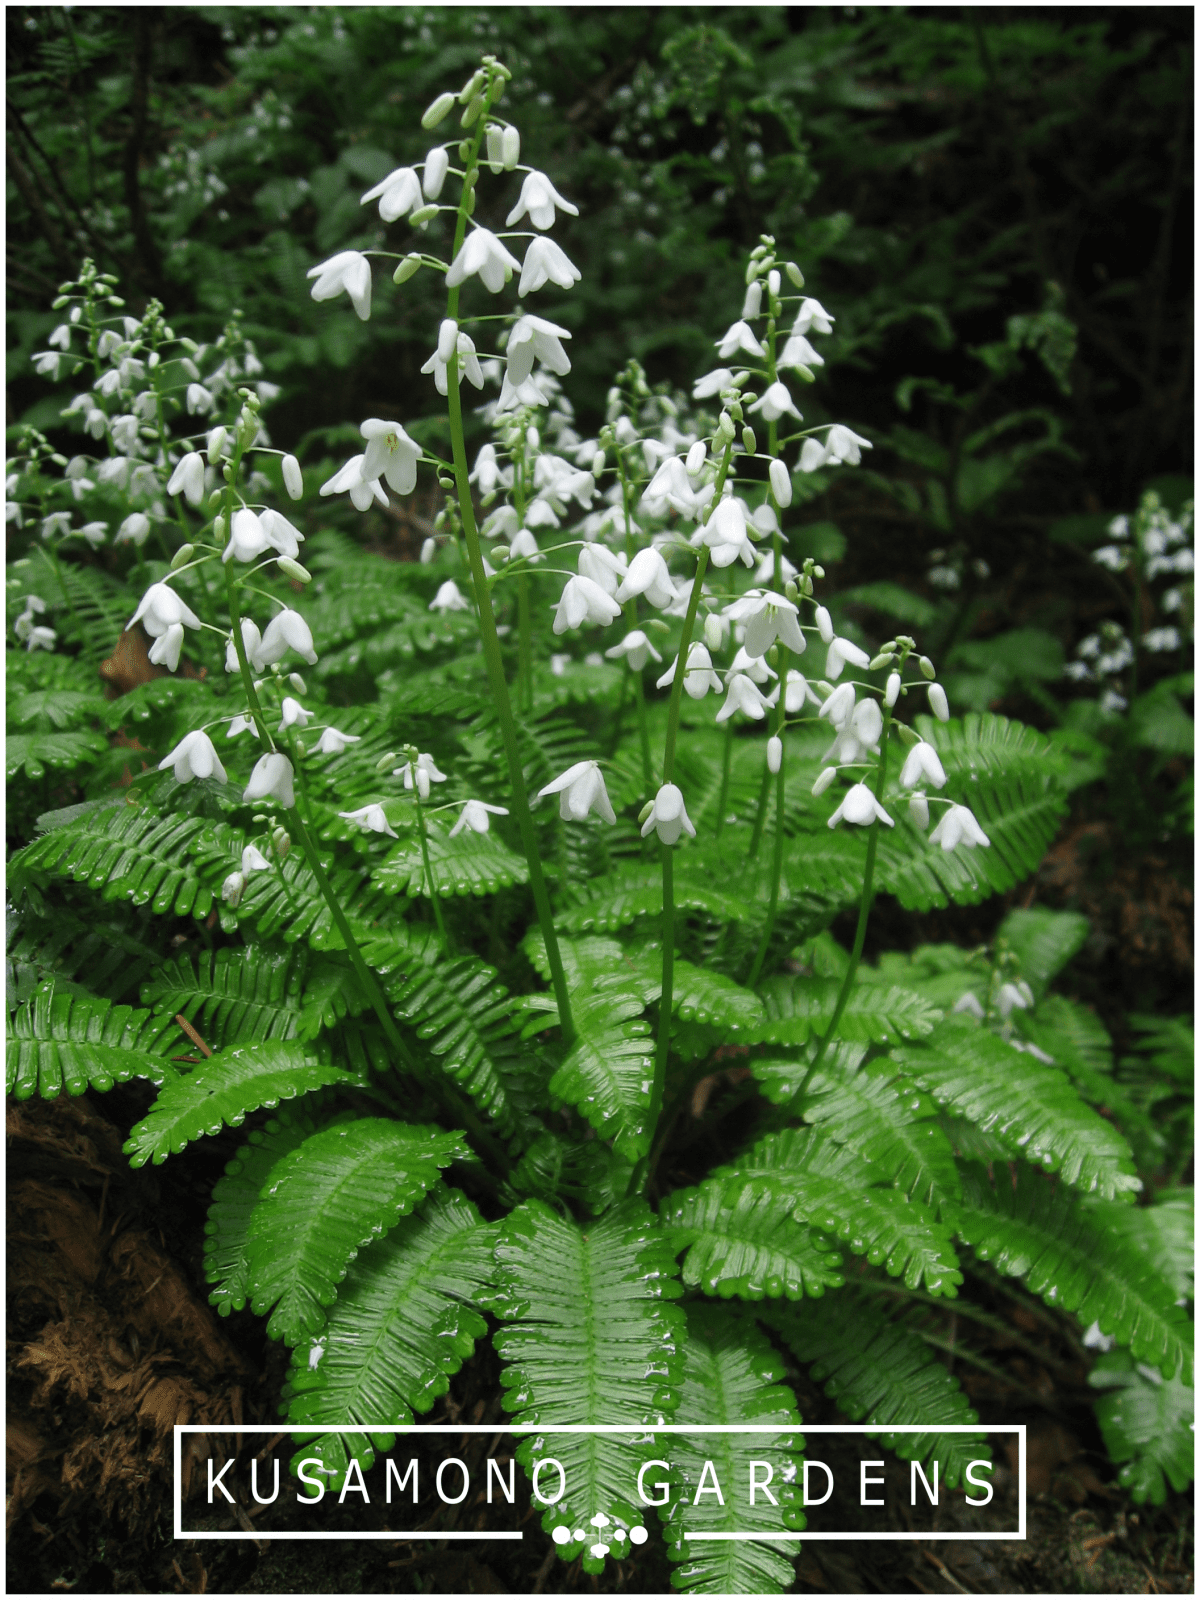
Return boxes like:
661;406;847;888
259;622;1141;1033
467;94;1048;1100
173;1422;1025;1543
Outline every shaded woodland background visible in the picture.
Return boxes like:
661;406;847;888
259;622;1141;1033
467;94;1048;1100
6;6;1193;1594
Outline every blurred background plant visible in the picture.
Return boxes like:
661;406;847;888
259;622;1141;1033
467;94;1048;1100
9;2;1190;1017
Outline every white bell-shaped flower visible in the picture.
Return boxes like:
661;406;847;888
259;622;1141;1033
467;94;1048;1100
423;146;450;199
339;803;399;839
700;497;755;569
539;760;616;824
506;315;572;386
445;228;522;294
642;456;714;521
253;608;318;669
261;507;304;559
615;547;676;609
748;381;802;423
819;682;856;726
693;367;733;400
900;741;948;790
779;333;825;373
851;697;884;750
360;419;422;493
722;589;805;659
430;579;470;613
186;383;215;415
361;165;422;222
307;250;372;320
605;630;661;671
552;575;622;634
166;452;205;507
823;424;872;465
799;437;827;473
449;799;510;837
792;298;834;336
519;237;581;296
422;331;485;395
782;669;821;712
320;453;389;512
314;726;361;755
159;729;226;785
642;782;696;846
769;457;793;508
508;528;543;564
116;512;150;546
243;752;295;808
398;752;447;801
716;321;764;360
929;804;990;851
577;543;627;596
282;454;304;500
828;782;894;830
223;508;273;565
506;170;579;230
715;673;772;723
826;636;871;680
657;641;723;700
241;844;270;874
226;620;262;674
128;584;202;674
279;697;310;732
727;646;777;686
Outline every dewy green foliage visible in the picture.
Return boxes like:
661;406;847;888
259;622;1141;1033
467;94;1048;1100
4;40;1193;1588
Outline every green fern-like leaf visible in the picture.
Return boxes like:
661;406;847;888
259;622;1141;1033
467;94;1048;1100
1089;1348;1195;1505
662;1304;805;1593
996;907;1090;995
6;899;162;1007
697;1128;963;1296
281;1186;494;1489
123;1041;357;1166
892;1016;1141;1200
7;979;182;1100
7;728;109;781
488;1199;686;1576
141;945;309;1049
204;1107;321;1315
371;814;530;898
751;975;942;1047
663;1178;846;1301
763;1290;989;1486
8;689;108;730
949;1163;1192;1382
244;1118;469;1343
547;992;655;1161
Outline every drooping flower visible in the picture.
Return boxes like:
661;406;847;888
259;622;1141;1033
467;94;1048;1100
320;453;389;512
998;981;1034;1018
445;228;522;294
826;636;871;680
241;844;271;874
422;330;485;395
506;171;579;230
314;726;361;755
615;547;676;609
243;752;296;808
223;508;273;564
226;620;262;674
642;456;714;521
159;729;226;785
850;698;883;749
769;457;793;508
167;452;205;507
430;580;470;614
827;782;894;830
605;630;661;671
449;799;510;837
506;315;572;386
339;803;399;839
779;333;825;373
928;804;990;851
700;497;755;569
900;741;948;790
253;608;318;669
307;250;372;320
360;419;422;494
508;529;543;564
552;575;623;634
518;236;581;296
261;507;304;559
226;714;254;738
397;752;447;801
726;646;778;687
538;761;616;824
361;165;423;222
715;674;773;723
186;383;215;415
116;512;151;547
722;590;805;659
656;642;723;700
78;521;107;549
278;697;310;732
577;543;627;596
792;298;834;336
222;871;246;907
128;582;202;673
823;424;872;465
716;320;764;360
641;782;696;846
748;381;802;423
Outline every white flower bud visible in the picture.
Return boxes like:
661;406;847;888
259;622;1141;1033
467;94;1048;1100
919;655;936;680
704;613;724;653
423;146;449;198
289;673;307;694
277;556;312;584
814;605;834;644
501;126;521;169
785;261;805;288
282;454;303;500
769;457;792;508
686;441;707;476
393;253;422;284
767;735;782;774
420;537;436;564
812;766;838;796
768;269;781;297
437;319;458;362
422;91;456;128
222;870;246;908
271;825;291;858
206;426;228;465
742;281;762;319
591;448;606;476
742;426;757;456
486;127;504;175
928;683;950;721
909;792;929;830
885;671;901;707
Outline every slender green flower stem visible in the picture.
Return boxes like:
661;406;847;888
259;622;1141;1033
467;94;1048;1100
443;78;575;1046
414;788;449;946
793;706;894;1108
746;654;789;989
517;571;533;713
747;762;772;857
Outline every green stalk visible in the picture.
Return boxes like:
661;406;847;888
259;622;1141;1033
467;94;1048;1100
517;570;533;713
747;763;772;857
793;706;894;1107
443;77;575;1046
413;785;449;946
746;650;788;988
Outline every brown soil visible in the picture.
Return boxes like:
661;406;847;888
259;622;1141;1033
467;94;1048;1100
6;1092;1194;1595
